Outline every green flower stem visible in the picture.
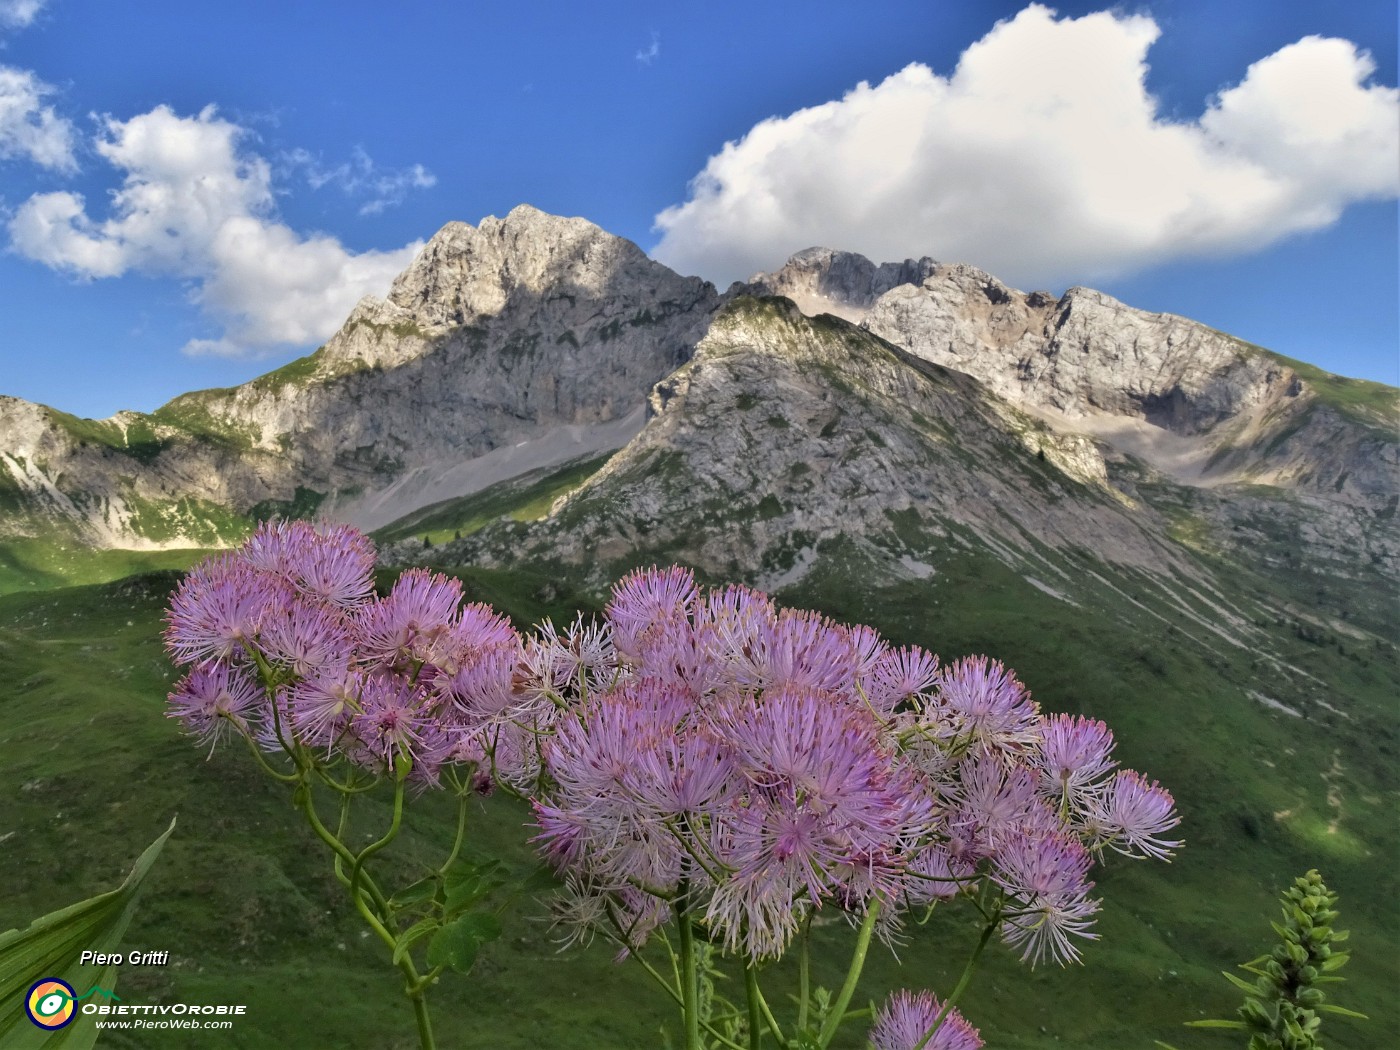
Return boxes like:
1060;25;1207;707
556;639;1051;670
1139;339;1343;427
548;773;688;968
438;793;470;877
350;772;406;902
911;910;999;1050
817;898;883;1048
408;990;435;1050
743;960;787;1049
294;775;437;1050
797;919;811;1034
249;648;301;759
744;960;764;1050
625;950;749;1050
676;888;703;1050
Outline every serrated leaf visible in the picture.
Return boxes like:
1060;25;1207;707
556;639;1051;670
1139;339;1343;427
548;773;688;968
426;912;502;974
0;817;175;1049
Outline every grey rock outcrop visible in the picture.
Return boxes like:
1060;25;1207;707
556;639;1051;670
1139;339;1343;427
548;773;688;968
735;247;939;322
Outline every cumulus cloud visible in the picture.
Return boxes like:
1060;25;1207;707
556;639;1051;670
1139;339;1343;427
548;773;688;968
286;145;436;216
8;104;423;357
652;4;1400;288
0;0;45;30
0;65;76;170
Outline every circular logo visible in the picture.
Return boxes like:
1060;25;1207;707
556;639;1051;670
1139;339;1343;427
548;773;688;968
26;978;77;1030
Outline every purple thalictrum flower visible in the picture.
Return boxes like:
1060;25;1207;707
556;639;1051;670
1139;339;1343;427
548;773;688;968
606;565;698;660
1033;713;1117;816
167;661;263;751
164;558;290;667
355;568;463;669
1086;770;1182;860
869;989;983;1050
934;656;1042;757
992;827;1101;966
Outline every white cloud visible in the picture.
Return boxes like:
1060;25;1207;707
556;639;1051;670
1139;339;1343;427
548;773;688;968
8;104;422;356
0;65;76;170
652;4;1400;288
636;31;660;66
0;0;45;30
285;145;436;216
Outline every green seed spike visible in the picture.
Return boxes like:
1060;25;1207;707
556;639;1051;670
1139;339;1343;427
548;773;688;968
1180;870;1365;1050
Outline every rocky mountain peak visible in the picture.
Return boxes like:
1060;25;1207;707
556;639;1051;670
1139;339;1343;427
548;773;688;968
376;205;699;333
735;246;939;322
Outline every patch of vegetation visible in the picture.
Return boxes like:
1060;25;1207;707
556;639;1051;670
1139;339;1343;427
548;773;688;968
44;409;168;464
122;494;253;547
151;398;260;451
1239;341;1399;430
346;318;428;342
250;486;326;524
373;455;612;547
241;347;327;394
0;538;210;595
755;493;784;519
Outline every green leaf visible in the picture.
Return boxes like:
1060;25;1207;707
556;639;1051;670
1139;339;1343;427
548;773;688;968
1320;952;1350;972
1222;970;1261;994
391;918;442;967
426;913;502;974
1186;1020;1250;1030
442;859;505;918
1317;1004;1369;1019
389;876;440;912
0;817;176;1049
516;864;560;896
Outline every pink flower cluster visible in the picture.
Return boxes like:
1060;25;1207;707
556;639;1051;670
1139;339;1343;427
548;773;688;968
531;566;1181;967
165;521;523;788
870;989;983;1050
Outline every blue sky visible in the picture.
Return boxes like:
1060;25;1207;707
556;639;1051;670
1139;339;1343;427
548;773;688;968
0;0;1395;419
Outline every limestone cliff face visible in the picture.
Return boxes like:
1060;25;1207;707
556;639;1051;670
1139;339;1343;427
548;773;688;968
734;247;938;322
444;297;1194;584
0;206;721;546
168;205;722;504
745;251;1395;511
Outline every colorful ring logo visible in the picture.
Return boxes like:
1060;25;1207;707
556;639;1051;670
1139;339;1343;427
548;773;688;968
26;978;77;1030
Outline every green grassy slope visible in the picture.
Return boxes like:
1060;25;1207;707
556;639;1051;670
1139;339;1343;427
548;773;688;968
372;454;613;547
